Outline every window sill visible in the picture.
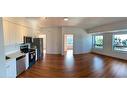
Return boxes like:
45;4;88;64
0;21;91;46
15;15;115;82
93;47;104;50
113;50;127;54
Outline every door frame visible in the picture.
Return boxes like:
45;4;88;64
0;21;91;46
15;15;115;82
63;34;74;54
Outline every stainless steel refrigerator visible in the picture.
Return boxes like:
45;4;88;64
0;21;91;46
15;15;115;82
32;38;43;60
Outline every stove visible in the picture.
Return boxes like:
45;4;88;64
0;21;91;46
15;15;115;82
20;45;36;68
28;49;36;68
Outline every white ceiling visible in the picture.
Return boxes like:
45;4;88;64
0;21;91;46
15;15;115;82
4;17;127;30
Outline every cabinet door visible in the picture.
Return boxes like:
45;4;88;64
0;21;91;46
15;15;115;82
3;21;11;46
6;60;16;78
15;25;24;44
9;26;16;45
20;27;25;44
15;25;21;44
3;20;16;46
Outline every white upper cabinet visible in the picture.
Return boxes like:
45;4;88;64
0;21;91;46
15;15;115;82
3;20;16;46
15;25;23;44
3;20;28;46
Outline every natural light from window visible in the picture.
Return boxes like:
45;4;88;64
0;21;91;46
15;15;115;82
113;34;127;51
93;35;103;49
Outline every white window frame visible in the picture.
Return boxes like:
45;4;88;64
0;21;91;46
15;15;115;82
112;32;127;52
93;35;104;49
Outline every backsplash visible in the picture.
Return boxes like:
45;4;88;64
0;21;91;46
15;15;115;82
5;44;20;55
5;43;31;55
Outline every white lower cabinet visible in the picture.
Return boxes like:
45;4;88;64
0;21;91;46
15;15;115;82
6;53;29;78
6;59;16;78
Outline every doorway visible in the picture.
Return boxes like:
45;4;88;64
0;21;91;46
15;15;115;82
64;34;74;55
39;34;47;55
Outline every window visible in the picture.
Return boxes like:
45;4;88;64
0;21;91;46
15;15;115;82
67;36;73;44
93;35;103;48
113;34;127;51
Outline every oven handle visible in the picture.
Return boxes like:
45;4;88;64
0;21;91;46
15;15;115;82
29;51;36;54
16;55;26;61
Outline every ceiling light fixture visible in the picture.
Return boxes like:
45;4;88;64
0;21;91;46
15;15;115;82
64;17;69;21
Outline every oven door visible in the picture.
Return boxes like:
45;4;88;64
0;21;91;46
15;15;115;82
29;51;36;68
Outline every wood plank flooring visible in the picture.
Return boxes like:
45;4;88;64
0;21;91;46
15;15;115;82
18;53;127;78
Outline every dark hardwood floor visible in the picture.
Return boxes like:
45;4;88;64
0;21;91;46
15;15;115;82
18;52;127;78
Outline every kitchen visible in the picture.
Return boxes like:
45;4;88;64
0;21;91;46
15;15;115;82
3;18;43;78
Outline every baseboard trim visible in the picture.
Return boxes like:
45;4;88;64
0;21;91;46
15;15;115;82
46;53;62;56
73;52;90;55
91;52;127;61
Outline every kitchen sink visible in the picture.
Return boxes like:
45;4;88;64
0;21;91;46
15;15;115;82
6;56;10;60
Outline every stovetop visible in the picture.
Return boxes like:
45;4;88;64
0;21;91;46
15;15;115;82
21;48;35;53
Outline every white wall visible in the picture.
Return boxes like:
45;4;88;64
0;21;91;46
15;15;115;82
88;20;127;60
39;27;62;54
38;27;92;55
0;18;6;77
62;27;92;55
92;31;127;60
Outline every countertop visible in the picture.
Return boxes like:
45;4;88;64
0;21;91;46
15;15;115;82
5;48;36;62
6;51;26;62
